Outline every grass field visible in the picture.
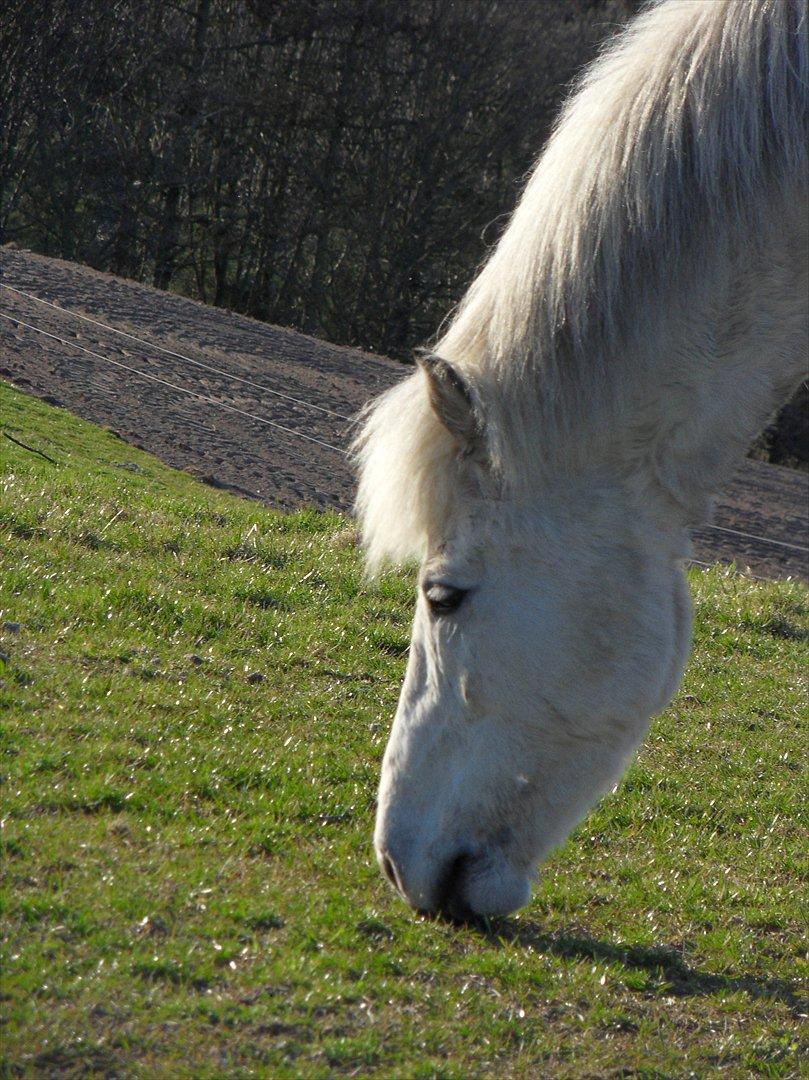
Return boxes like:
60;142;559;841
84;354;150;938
1;381;807;1078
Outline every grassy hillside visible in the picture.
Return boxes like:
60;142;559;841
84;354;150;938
1;382;806;1078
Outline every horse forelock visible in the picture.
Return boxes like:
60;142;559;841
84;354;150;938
351;373;466;573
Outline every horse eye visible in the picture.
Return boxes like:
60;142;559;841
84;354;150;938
424;583;467;616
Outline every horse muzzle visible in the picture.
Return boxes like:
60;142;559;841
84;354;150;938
376;834;531;920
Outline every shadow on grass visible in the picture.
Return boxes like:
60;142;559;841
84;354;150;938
479;920;806;1015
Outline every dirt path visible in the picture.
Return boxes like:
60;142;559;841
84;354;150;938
1;247;806;580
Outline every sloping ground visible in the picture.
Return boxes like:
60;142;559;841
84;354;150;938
1;246;806;579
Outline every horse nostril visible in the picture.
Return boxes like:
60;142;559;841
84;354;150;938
434;851;475;922
380;851;402;893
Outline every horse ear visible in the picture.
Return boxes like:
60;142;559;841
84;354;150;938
416;351;485;459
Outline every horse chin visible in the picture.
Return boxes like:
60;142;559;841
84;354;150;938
450;848;533;920
464;863;532;919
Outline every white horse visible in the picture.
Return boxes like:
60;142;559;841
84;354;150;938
352;0;808;919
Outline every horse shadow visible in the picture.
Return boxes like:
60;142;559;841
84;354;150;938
475;919;805;1015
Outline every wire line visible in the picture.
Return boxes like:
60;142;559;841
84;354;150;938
695;521;808;555
0;282;353;421
0;311;348;457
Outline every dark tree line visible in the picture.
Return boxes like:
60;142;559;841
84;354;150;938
1;0;804;463
2;0;640;354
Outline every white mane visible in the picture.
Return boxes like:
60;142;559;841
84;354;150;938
353;0;808;571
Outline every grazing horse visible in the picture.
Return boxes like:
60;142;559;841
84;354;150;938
352;0;808;918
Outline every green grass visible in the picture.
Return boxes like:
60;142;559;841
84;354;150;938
1;381;807;1078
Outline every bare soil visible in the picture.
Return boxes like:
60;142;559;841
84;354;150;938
1;247;806;580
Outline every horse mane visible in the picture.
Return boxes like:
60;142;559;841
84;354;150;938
353;0;808;571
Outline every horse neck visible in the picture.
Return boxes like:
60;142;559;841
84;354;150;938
620;193;807;528
506;193;808;532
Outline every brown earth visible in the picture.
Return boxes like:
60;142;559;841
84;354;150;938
1;247;806;581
